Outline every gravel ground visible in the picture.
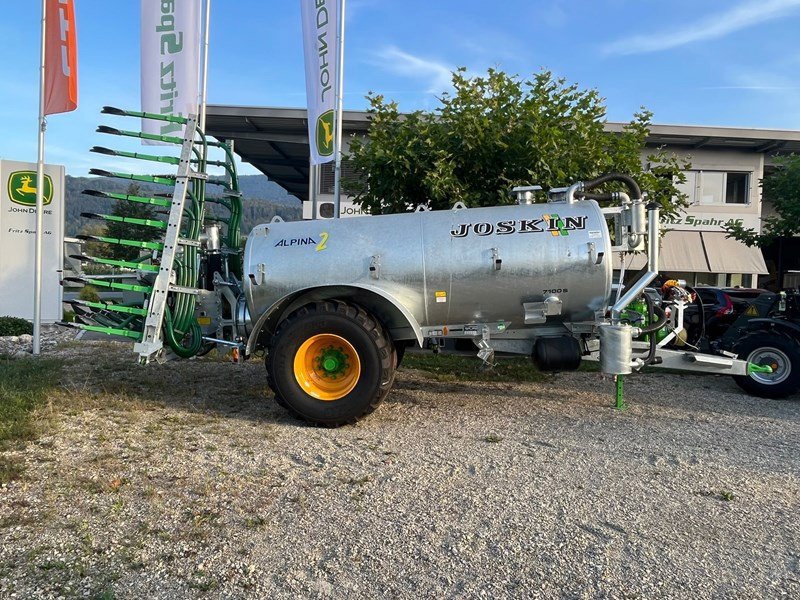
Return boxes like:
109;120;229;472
0;329;75;358
0;340;798;599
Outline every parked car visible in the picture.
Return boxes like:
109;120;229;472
693;286;735;340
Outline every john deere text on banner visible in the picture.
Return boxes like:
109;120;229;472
301;0;339;165
44;0;78;115
140;0;201;143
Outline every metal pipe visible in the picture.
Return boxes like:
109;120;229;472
647;202;660;272
33;0;47;356
611;203;660;323
201;336;240;347
309;160;318;219
198;0;212;132
332;0;347;218
566;182;583;203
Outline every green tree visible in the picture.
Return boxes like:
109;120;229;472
104;183;161;261
347;69;688;215
78;221;110;258
726;154;800;246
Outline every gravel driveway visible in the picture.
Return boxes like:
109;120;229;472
1;341;798;599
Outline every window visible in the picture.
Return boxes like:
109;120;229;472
677;170;750;205
725;173;748;205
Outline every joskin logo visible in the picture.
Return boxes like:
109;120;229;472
7;171;53;207
316;110;335;157
450;214;587;238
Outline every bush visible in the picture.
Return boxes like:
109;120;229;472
78;285;100;303
0;317;33;337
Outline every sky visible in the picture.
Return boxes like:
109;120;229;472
1;0;800;177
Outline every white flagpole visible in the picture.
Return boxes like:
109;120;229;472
33;0;48;356
199;0;211;131
332;0;346;218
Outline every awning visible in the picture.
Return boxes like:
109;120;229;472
613;230;768;274
661;231;710;272
614;231;707;272
701;232;769;274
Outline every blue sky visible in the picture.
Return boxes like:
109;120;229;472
1;0;800;176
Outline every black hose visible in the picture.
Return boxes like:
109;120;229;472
583;173;642;199
575;191;613;201
685;284;705;345
643;292;658;365
639;300;667;335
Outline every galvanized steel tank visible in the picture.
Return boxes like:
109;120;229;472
243;200;613;331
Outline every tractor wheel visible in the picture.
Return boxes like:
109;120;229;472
733;333;800;399
267;301;395;426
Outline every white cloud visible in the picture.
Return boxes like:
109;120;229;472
603;0;800;55
372;46;454;93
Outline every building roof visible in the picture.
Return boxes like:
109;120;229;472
205;104;800;202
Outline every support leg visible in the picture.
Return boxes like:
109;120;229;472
614;375;627;411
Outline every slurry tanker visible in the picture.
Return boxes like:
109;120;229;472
63;109;786;426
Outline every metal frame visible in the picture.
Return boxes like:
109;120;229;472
134;115;200;362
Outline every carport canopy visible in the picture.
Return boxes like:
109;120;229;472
205;105;371;202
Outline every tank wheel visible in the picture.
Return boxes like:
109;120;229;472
267;301;395;426
394;341;411;368
733;333;800;399
264;362;288;408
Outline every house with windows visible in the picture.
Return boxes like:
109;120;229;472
205;106;800;289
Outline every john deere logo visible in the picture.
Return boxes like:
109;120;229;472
316;110;335;157
7;171;53;206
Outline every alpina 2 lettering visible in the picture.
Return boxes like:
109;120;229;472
275;237;318;248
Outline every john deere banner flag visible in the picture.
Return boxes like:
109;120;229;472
44;0;78;115
140;0;201;143
301;0;339;164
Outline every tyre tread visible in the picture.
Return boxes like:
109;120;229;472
266;300;395;425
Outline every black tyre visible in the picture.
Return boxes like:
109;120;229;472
394;340;411;368
267;301;395;426
264;360;288;408
733;333;800;399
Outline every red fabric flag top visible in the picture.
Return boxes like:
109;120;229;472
44;0;78;115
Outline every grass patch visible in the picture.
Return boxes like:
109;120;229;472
0;356;63;482
402;352;549;383
0;356;62;445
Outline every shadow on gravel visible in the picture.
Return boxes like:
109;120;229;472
59;341;296;427
59;340;800;428
620;372;800;421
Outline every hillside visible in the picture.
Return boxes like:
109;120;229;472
65;174;302;237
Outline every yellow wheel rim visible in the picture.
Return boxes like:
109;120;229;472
293;334;361;401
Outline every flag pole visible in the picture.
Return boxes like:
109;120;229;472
332;0;346;218
199;0;211;131
33;0;48;356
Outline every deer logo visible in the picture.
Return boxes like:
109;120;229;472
316;110;335;157
16;175;37;196
7;171;53;206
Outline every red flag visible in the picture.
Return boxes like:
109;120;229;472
44;0;78;115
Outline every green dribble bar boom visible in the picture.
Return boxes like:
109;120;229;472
61;106;243;362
